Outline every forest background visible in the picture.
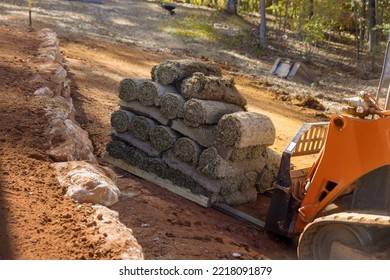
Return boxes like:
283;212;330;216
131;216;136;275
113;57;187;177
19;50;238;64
176;0;389;70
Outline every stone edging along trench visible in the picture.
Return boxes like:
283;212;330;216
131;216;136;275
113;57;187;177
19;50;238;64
31;28;143;260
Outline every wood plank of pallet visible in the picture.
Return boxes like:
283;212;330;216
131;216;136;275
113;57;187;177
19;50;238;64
213;203;265;229
103;154;212;208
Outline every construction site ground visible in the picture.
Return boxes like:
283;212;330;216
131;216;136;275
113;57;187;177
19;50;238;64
0;0;381;260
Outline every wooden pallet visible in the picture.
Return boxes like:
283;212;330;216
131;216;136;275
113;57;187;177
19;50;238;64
103;154;212;208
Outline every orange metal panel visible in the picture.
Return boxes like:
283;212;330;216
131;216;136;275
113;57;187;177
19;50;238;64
295;114;390;233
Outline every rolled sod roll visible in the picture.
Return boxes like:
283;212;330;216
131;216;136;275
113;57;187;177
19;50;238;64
105;140;126;159
183;99;243;127
110;109;135;133
160;93;186;120
161;165;212;198
112;143;212;197
256;148;282;193
162;154;221;197
162;150;231;194
113;141;158;174
216;111;276;148
119;100;169;125
180;72;247;109
138;80;177;107
162;151;259;206
197;147;266;179
223;187;258;206
109;145;211;197
111;130;161;157
128;115;156;141
121;143;146;169
239;171;258;192
173;137;203;166
218;171;258;197
171;119;217;148
151;59;222;85
118;78;147;102
215;144;265;161
149;125;180;152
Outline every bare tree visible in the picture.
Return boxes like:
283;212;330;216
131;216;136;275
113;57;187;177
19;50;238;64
309;0;314;19
226;0;237;14
367;0;379;71
354;1;360;59
360;0;367;50
368;0;377;53
259;0;267;48
283;0;290;31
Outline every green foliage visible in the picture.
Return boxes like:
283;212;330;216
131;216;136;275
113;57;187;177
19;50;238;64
189;0;226;10
301;20;324;44
164;15;220;41
374;23;390;37
162;10;262;53
239;0;260;13
174;0;390;54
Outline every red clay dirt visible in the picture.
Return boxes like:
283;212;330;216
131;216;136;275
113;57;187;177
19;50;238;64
0;26;122;260
0;24;333;260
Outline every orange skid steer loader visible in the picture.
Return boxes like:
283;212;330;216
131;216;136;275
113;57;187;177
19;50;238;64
265;40;390;259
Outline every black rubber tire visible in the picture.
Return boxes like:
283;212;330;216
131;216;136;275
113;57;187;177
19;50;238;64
298;223;373;259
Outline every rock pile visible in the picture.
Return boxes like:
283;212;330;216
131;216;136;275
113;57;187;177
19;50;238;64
34;29;121;207
106;59;276;206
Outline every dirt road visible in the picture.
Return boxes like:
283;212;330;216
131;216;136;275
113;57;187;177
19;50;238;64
0;0;378;260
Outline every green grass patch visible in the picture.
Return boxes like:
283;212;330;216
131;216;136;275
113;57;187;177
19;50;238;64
163;12;254;47
164;14;220;42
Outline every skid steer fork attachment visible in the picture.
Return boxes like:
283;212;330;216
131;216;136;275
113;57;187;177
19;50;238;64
265;122;328;237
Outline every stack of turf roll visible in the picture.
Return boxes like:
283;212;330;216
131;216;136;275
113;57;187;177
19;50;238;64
106;59;276;206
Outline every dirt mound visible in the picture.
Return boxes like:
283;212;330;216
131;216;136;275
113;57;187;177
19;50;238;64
0;26;145;260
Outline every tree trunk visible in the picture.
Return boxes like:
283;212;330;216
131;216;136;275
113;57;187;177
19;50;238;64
259;0;267;48
272;0;280;28
368;0;377;53
368;0;378;71
272;0;278;16
359;0;366;50
226;0;237;14
354;1;360;60
283;0;290;31
308;0;314;20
